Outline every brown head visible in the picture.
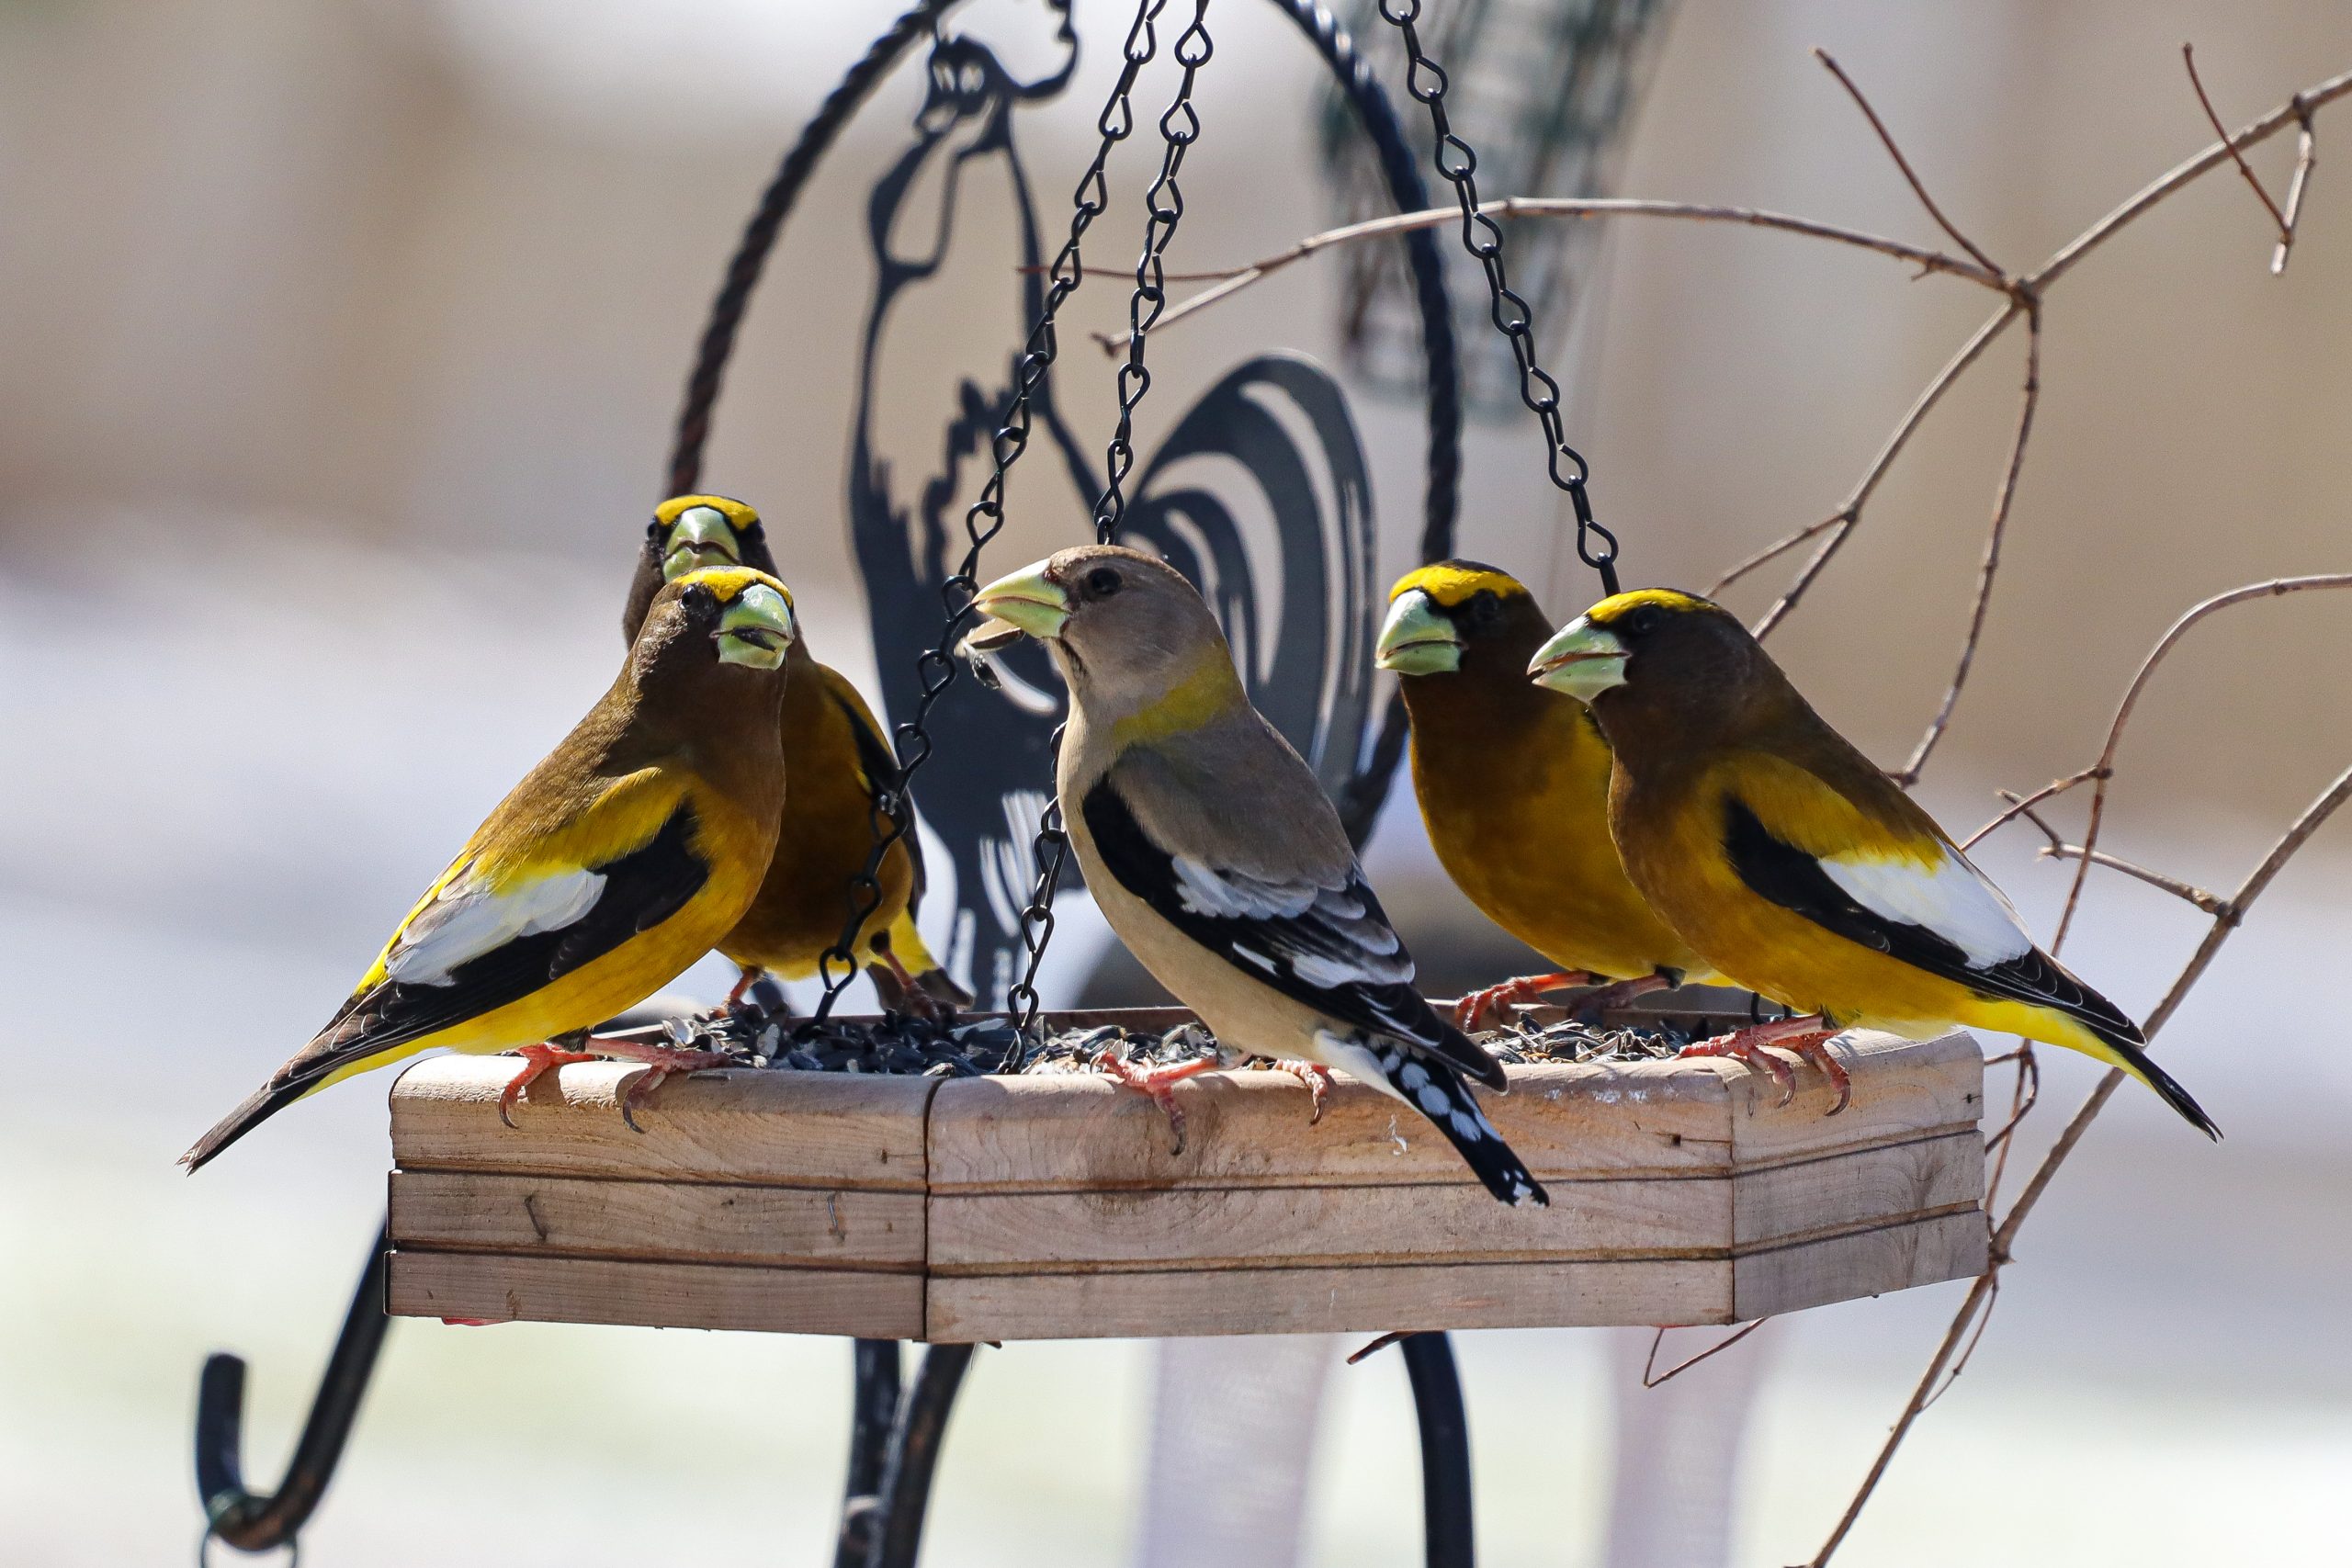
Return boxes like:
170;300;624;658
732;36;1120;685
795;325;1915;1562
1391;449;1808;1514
1374;559;1562;716
967;545;1242;735
1527;588;1802;762
625;566;799;734
623;495;782;642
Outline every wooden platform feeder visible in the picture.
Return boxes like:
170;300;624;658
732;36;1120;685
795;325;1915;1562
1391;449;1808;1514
385;1008;1986;1341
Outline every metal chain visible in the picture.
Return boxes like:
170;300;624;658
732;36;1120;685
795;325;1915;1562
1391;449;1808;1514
1004;0;1216;1045
1374;0;1622;594
807;0;1171;1023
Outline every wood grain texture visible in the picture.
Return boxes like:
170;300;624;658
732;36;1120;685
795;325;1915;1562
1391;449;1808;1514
389;1171;923;1269
382;1028;1987;1339
1732;1209;1989;1319
390;1057;936;1189
388;1250;923;1337
924;1258;1729;1341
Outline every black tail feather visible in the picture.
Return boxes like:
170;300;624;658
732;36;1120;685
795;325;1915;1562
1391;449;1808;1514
2109;1037;2221;1140
180;1076;310;1173
1368;1040;1547;1206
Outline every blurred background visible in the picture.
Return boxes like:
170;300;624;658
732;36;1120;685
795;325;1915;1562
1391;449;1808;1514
3;1;2348;1564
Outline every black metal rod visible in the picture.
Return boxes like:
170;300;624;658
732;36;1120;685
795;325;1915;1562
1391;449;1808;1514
864;1343;978;1568
195;1224;392;1555
1400;1332;1476;1568
835;1339;905;1568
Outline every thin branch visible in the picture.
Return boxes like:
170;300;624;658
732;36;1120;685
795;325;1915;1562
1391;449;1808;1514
1641;1318;1771;1388
2054;574;2352;952
1895;299;2042;783
1092;196;2005;353
1810;760;2352;1566
1705;513;1844;598
1769;65;2352;637
2036;843;2233;918
2274;102;2319;274
1751;302;2021;638
2183;44;2291;241
1917;1271;1999;1413
1960;769;2102;851
1814;49;2008;279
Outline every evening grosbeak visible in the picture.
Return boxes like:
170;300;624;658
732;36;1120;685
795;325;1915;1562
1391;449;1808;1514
1374;561;1712;1027
1529;588;2216;1134
971;545;1546;1206
182;568;799;1171
626;495;969;1012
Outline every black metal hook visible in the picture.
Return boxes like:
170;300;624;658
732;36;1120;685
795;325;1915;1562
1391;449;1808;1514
195;1224;392;1558
835;1339;907;1568
864;1343;979;1568
1398;1333;1476;1568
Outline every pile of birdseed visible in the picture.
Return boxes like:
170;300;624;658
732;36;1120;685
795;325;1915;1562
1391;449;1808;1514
657;1004;1691;1077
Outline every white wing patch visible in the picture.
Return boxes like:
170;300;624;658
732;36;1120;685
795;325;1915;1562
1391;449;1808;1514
1169;855;1413;990
1820;847;2032;970
384;863;607;987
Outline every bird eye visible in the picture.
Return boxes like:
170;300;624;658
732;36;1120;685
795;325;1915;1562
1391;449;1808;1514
647;520;666;540
1626;605;1662;636
1085;567;1123;596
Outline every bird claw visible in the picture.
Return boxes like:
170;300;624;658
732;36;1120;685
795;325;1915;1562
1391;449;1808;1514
1273;1059;1335;1124
1092;1047;1216;1156
1679;1021;1840;1111
611;1045;735;1134
1453;971;1598;1031
497;1043;600;1129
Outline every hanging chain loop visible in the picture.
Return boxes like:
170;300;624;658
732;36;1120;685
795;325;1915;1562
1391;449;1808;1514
1005;0;1217;1046
1374;0;1622;594
807;0;1171;1024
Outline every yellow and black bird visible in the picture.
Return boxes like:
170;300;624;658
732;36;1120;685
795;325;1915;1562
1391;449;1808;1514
626;495;969;1012
182;568;801;1171
972;546;1546;1206
1374;561;1712;1027
1528;588;2216;1134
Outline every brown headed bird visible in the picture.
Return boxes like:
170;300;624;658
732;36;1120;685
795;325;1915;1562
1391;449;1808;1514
970;546;1546;1206
626;495;969;1012
1528;588;2216;1134
1374;561;1713;1027
184;568;800;1170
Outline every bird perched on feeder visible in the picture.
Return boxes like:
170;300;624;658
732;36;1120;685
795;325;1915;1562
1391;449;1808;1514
1527;588;2217;1134
1374;560;1713;1028
626;495;969;1013
969;545;1547;1206
181;568;802;1172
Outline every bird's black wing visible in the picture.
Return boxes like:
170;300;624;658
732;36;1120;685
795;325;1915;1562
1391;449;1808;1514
1721;795;2139;1043
1081;779;1505;1090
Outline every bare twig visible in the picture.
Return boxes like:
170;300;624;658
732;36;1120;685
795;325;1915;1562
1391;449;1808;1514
1707;513;1844;598
2183;44;2292;242
1814;48;2007;279
2036;843;2233;917
1765;64;2352;637
1750;303;2021;638
1091;196;2005;353
1640;1318;1771;1388
1895;298;2042;782
1960;769;2102;851
1810;760;2351;1566
2274;102;2319;274
2053;574;2352;951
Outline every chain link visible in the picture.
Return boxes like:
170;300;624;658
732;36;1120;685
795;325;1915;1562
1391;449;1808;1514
1005;0;1216;1047
1374;0;1622;594
808;0;1172;1024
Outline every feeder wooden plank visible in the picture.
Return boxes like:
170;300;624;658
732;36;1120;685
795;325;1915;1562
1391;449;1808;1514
389;1171;924;1269
1724;1031;1985;1160
390;1056;935;1190
388;1251;924;1337
923;1258;1725;1341
1728;1130;1983;1247
1732;1209;1989;1319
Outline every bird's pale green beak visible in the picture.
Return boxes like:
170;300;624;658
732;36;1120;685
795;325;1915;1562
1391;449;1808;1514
1374;589;1463;676
1528;616;1629;702
662;505;741;581
968;560;1070;642
715;582;797;669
